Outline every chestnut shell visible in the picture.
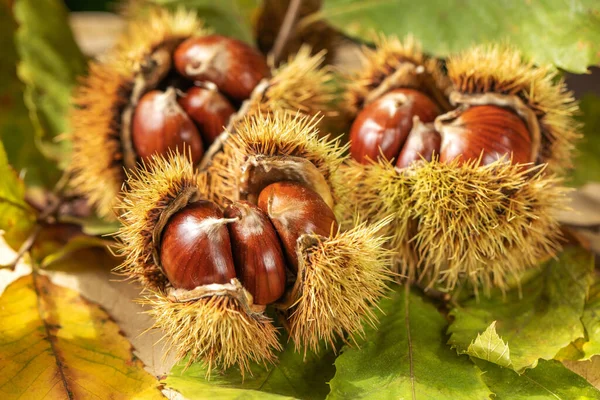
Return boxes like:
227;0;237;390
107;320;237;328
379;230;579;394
160;200;236;290
257;181;338;272
177;86;236;147
349;88;440;164
224;201;287;305
132;89;204;164
174;35;270;101
438;105;532;166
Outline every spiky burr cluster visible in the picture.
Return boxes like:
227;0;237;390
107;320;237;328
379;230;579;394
116;153;281;374
339;38;579;292
68;6;335;220
207;112;394;352
115;114;392;373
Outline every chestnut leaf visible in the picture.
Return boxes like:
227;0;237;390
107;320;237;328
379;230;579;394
0;273;163;399
448;246;595;373
164;339;337;400
475;358;600;399
327;284;492;399
465;321;512;369
0;141;36;251
13;0;87;170
0;2;60;187
318;0;600;73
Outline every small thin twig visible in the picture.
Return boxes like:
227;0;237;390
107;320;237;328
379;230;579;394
271;0;303;66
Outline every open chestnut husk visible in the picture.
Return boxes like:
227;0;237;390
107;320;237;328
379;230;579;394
68;6;336;220
116;153;282;375
208;112;393;351
339;39;578;292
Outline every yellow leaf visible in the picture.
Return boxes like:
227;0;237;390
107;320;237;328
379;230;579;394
0;274;164;399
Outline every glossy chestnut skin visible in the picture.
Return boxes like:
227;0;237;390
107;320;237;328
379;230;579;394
224;201;287;305
349;88;440;164
438;105;532;166
160;201;236;290
395;122;441;168
257;182;338;272
174;35;270;101
177;86;236;146
132;89;204;164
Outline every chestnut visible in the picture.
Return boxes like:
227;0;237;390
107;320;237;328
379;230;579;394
349;88;440;164
177;85;236;147
132;88;204;164
174;35;270;101
437;105;532;166
224;201;287;305
395;119;441;168
160;200;236;290
257;181;338;272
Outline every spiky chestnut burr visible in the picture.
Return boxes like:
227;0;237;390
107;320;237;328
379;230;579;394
68;7;208;219
115;152;281;374
197;47;337;170
208;112;393;352
338;42;578;293
68;5;335;220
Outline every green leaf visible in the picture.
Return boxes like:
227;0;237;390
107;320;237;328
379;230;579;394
327;284;492;399
569;94;600;187
13;0;87;169
317;0;600;73
0;2;60;187
448;247;595;372
165;340;336;400
466;321;512;368
477;359;600;399
0;141;36;250
582;280;600;359
143;0;259;43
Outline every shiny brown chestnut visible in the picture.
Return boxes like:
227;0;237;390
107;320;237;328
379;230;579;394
177;85;236;147
160;200;236;290
395;120;441;168
257;181;338;272
224;201;287;305
349;88;440;164
437;105;532;166
174;35;270;101
132;88;204;164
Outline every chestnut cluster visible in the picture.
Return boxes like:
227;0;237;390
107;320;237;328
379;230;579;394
350;88;535;169
132;35;269;165
339;38;578;291
70;8;335;221
160;181;337;305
